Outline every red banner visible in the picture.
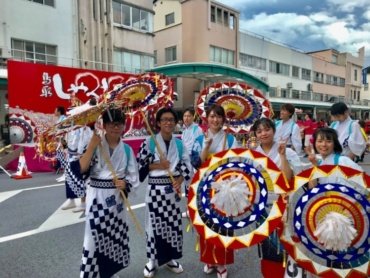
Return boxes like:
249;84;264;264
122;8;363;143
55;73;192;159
8;60;135;113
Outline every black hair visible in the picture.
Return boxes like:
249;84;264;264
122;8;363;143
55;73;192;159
312;128;342;154
206;104;226;122
183;107;195;116
102;108;125;124
155;107;178;124
358;120;365;128
251;118;276;134
56;106;66;115
305;113;313;119
330;102;348;116
281;103;295;117
89;97;97;106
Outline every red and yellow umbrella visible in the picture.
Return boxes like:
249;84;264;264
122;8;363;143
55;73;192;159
281;165;370;278
188;148;290;249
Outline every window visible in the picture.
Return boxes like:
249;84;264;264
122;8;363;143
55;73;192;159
94;46;101;69
165;12;175;26
113;50;154;73
210;4;235;29
112;1;153;32
165;46;177;63
292;90;300;99
333;76;338;86
354;69;358;81
100;0;104;22
301;68;311;80
292;66;299;78
280;89;289;98
239;53;266;70
314;71;324;83
106;0;110;23
210;6;216;23
269;87;277;97
154;50;157;66
11;39;57;64
301;91;311;100
326;75;332;84
28;0;54;7
122;4;131;26
112;1;121;23
209;46;234;65
332;54;338;64
269;61;290;76
339;78;345;87
93;0;97;20
223;11;229;27
216;8;222;23
229;14;235;29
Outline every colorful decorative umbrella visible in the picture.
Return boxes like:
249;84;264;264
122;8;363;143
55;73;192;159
106;72;174;115
196;82;273;134
188;148;290;250
9;113;36;144
281;165;370;278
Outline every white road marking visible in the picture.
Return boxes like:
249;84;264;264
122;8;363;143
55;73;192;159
0;198;147;243
0;182;185;243
0;183;63;204
0;190;22;203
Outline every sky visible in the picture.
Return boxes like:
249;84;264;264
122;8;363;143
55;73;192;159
216;0;370;67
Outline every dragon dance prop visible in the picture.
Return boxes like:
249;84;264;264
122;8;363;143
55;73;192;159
281;165;370;278
188;148;291;250
36;72;175;161
196;82;273;134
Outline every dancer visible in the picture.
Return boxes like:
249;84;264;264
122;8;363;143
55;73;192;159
274;104;302;154
61;98;96;211
191;104;239;278
181;108;203;217
329;102;366;160
137;107;193;278
251;118;302;278
306;127;363;171
78;107;139;278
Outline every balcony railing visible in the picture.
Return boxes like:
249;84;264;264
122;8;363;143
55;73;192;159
265;90;370;107
0;46;151;74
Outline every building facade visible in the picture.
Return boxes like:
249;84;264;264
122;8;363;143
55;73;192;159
77;0;155;73
153;0;369;119
154;0;239;108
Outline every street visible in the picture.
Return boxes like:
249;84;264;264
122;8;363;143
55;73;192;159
0;170;262;278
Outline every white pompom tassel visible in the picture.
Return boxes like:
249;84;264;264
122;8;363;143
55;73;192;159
313;212;357;252
210;175;251;217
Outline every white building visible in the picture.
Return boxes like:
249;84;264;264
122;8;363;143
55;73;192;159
0;0;78;66
0;0;79;133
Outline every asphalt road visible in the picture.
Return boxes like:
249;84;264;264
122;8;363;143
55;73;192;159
0;155;369;278
0;173;262;278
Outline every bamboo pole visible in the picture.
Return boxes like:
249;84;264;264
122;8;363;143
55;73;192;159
98;143;143;235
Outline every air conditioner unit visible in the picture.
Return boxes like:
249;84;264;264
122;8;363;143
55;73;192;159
307;83;312;91
287;82;292;88
0;58;7;67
